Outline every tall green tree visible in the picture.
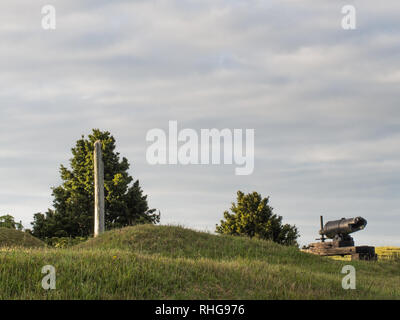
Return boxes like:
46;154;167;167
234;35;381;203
32;129;159;238
0;215;23;230
216;191;299;246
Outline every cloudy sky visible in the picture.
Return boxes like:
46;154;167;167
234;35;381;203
0;0;399;246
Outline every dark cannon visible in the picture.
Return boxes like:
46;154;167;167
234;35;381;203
302;216;377;261
318;216;367;246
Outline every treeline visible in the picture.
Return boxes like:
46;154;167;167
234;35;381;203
0;215;23;230
2;129;299;247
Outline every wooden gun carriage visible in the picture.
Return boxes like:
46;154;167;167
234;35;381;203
301;216;377;261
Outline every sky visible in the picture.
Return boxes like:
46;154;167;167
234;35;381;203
0;0;399;246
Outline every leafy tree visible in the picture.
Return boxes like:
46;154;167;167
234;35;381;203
32;129;159;238
216;191;299;246
0;215;23;230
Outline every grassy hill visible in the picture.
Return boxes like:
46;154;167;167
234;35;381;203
0;227;45;248
0;224;399;299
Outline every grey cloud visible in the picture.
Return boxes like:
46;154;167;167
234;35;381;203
0;0;399;246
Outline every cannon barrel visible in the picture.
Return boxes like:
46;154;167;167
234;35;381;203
319;217;367;239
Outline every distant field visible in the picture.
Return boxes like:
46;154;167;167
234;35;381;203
376;247;400;259
0;225;399;299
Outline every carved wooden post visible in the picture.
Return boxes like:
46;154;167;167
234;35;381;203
94;140;105;237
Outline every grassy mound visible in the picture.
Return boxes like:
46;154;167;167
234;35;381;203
0;228;45;248
0;224;399;299
77;224;298;261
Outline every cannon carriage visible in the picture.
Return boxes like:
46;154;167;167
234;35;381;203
302;216;377;261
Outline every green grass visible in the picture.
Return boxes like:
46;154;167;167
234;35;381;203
0;224;399;299
0;227;45;248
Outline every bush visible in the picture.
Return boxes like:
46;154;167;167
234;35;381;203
0;215;23;230
44;237;87;248
216;191;299;246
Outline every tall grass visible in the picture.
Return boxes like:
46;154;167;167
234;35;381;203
0;225;399;299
